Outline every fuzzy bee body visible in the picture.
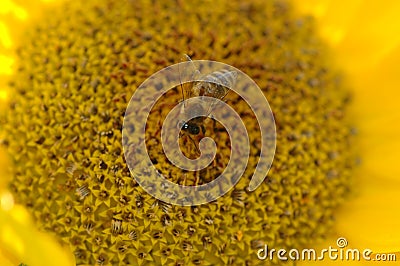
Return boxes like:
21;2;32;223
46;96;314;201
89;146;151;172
178;55;237;153
194;69;237;99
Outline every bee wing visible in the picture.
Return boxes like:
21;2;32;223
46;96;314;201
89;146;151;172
203;70;237;117
216;70;237;91
179;54;201;103
182;54;201;80
203;87;231;119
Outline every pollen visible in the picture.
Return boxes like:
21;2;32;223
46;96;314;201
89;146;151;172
0;0;356;264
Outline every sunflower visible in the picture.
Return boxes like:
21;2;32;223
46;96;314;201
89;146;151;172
0;0;399;265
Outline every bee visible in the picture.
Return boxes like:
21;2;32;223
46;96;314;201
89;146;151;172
178;54;237;153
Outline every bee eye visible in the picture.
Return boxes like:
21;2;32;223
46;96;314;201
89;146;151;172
189;125;200;135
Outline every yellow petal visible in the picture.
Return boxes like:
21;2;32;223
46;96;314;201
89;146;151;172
297;1;400;265
296;0;400;73
0;204;76;266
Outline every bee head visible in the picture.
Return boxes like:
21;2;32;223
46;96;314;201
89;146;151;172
179;121;201;135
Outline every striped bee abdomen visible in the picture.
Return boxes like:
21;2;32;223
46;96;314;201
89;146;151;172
197;69;237;99
203;69;237;89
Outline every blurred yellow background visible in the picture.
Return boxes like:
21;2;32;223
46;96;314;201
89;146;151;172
298;1;400;265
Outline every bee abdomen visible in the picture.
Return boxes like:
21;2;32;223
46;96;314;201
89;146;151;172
203;69;237;89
